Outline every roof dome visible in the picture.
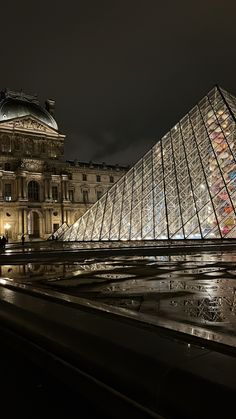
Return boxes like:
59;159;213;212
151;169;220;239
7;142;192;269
0;89;58;130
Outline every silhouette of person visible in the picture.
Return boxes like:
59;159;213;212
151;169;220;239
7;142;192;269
1;236;7;249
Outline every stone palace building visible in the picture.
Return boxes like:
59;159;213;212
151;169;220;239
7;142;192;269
0;89;127;241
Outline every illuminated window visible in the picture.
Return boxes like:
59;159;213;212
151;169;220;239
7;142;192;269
4;183;12;201
52;186;58;201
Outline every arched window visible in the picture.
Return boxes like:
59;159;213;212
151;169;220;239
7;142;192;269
28;181;40;201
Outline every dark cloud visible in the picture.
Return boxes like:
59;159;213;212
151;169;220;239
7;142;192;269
1;0;236;165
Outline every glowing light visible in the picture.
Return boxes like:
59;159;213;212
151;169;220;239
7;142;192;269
4;223;11;230
61;86;236;242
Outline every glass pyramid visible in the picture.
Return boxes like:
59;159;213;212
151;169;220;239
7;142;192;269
62;86;236;241
48;222;69;240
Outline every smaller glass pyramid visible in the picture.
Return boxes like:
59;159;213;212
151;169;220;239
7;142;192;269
62;86;236;241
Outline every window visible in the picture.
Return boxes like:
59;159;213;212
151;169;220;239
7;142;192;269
96;175;101;182
82;174;87;181
83;190;89;203
40;142;46;153
53;223;59;233
28;181;39;201
69;190;74;202
110;176;114;183
4;163;11;171
4;183;12;201
26;139;34;155
1;137;11;153
97;191;102;200
14;139;20;151
52;186;58;201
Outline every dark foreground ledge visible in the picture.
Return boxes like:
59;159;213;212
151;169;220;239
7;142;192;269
0;284;236;419
2;239;236;264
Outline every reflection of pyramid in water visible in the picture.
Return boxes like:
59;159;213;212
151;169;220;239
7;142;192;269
62;86;236;241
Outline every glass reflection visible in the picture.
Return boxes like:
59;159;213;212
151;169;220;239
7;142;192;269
1;251;236;339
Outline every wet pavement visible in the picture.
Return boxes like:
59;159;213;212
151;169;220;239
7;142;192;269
1;242;236;345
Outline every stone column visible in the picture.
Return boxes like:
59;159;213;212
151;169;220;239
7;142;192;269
45;209;52;234
48;209;52;234
61;205;64;224
61;180;65;200
65;181;68;200
17;177;22;199
22;176;27;200
18;210;23;235
44;178;48;200
24;209;28;235
66;210;70;225
19;209;25;235
0;209;3;234
0;174;3;201
47;179;50;199
43;179;46;200
49;180;52;200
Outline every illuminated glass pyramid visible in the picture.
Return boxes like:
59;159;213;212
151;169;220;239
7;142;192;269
62;86;236;241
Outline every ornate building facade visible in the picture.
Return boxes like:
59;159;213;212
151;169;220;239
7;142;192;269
0;89;127;241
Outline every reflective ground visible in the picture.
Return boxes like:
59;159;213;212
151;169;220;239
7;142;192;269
2;247;236;339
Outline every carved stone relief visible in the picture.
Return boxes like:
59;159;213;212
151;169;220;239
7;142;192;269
20;159;44;172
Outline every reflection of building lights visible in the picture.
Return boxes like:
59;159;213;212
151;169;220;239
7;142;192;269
4;223;11;230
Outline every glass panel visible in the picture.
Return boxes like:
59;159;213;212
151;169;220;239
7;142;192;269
61;86;236;242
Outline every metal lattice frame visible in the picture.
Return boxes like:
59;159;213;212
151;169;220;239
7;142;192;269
49;222;69;240
62;86;236;241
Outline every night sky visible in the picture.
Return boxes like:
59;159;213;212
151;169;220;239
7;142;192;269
2;0;236;166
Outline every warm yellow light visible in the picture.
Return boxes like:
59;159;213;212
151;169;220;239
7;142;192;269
4;223;11;230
